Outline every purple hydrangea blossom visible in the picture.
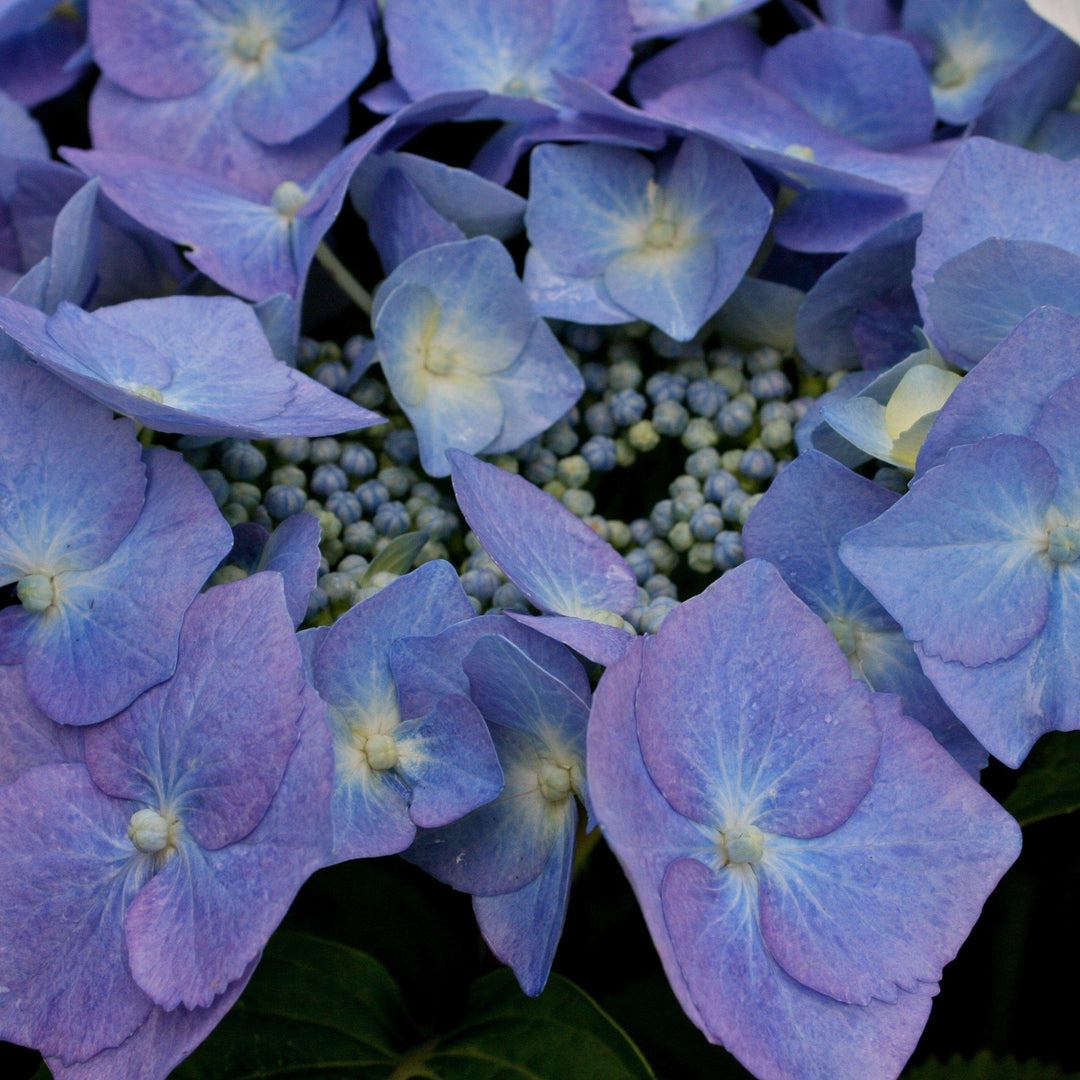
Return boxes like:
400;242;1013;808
449;450;638;665
396;619;593;995
0;86;47;159
588;558;1021;1080
523;137;772;341
840;365;1080;768
0;572;333;1075
372;238;585;477
0;356;232;725
303;560;502;864
0;293;382;438
88;0;374;190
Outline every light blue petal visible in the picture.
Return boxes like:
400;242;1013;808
20;447;232;726
367;167;465;275
761;28;934;151
526;142;654;277
918;307;1080;476
918;562;1080;768
927;238;1080;368
395;694;503;829
841;435;1056;667
405;723;564;895
522;246;631;326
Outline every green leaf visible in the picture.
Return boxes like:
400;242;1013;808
361;531;430;584
426;969;656;1080
1004;732;1080;825
175;931;655;1080
905;1051;1080;1079
174;930;416;1080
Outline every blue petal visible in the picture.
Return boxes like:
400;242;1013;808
367;167;465;275
635;560;882;839
761;28;934;151
395;694;503;829
405;724;565;895
758;699;1019;1006
917;306;1080;476
449;449;638;619
473;800;576;996
840;435;1057;666
18;447;232;726
927;238;1080;368
661;856;935;1080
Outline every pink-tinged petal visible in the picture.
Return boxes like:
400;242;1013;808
85;574;305;850
661;856;935;1080
0;765;152;1062
635;561;881;839
123;687;332;1010
87;76;348;201
450;450;638;618
0;350;145;579
45;958;256;1080
840;435;1055;667
758;698;1020;1006
586;638;710;1031
0;666;82;784
89;0;224;100
22;447;232;726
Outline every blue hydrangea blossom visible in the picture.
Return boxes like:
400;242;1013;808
88;0;374;190
0;293;382;437
396;621;593;996
372;238;585;477
588;559;1021;1080
743;450;987;775
524;137;772;341
302;560;503;864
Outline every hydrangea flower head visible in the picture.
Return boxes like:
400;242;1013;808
524;137;772;341
0;356;232;725
372;237;585;476
588;558;1021;1080
0;572;333;1076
